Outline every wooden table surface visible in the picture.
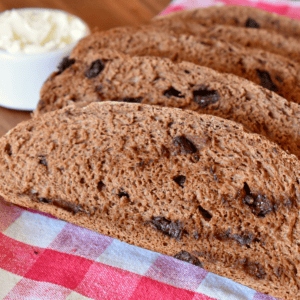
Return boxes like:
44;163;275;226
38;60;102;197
0;0;171;137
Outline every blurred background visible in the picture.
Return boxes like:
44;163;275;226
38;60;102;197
0;0;171;137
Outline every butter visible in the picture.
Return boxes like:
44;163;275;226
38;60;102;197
0;9;87;54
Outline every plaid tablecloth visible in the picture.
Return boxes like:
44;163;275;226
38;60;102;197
1;1;300;299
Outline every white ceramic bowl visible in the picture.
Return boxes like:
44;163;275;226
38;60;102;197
0;8;90;111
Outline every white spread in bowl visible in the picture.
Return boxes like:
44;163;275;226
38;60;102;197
0;8;88;54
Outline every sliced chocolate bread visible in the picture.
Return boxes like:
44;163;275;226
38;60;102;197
2;101;300;299
36;49;300;159
154;5;300;39
149;17;300;64
70;26;300;103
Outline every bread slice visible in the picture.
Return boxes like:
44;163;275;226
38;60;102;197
1;101;300;299
149;17;300;64
36;49;300;159
69;26;300;103
154;5;300;39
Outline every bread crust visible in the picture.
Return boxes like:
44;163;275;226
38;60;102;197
149;17;300;65
35;49;300;159
154;5;300;39
69;26;300;103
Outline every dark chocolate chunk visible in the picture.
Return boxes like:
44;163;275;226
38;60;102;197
38;197;52;204
173;136;197;155
97;181;105;192
245;18;260;28
198;205;213;221
173;175;186;187
174;251;203;267
163;87;185;98
121;97;143;103
256;70;278;92
243;182;273;217
231;231;254;245
193;86;220;108
38;155;48;167
85;59;105;79
57;56;75;74
118;190;130;198
242;258;266;279
53;198;84;214
252;194;273;217
4;143;12;156
151;216;183;240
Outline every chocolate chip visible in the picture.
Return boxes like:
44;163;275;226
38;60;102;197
231;231;254;246
4;143;12;156
173;136;197;155
198;205;212;221
173;175;186;187
85;59;105;79
245;18;260;28
38;155;47;167
243;183;273;217
193;86;220;108
184;70;190;74
174;251;203;267
57;56;75;74
242;258;266;279
34;251;38;255
256;70;278;92
53;198;84;214
80;178;85;184
151;216;183;240
252;194;273;217
121;97;143;103
97;181;105;192
118;190;130;198
38;197;52;204
163;87;185;98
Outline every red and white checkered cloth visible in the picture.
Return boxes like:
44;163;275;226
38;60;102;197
1;1;300;299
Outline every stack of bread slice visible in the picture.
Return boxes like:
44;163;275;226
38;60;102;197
1;6;300;299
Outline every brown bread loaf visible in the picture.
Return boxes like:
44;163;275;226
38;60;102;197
1;101;300;299
154;5;300;39
69;26;300;103
36;49;300;158
149;17;300;64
